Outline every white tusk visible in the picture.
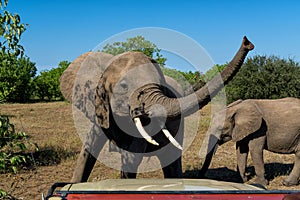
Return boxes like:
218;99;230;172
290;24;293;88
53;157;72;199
134;118;159;146
162;128;183;150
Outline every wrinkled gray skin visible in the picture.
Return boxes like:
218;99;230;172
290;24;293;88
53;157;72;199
200;98;300;186
60;36;254;182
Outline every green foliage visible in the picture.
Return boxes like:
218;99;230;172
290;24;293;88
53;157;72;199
0;52;36;102
204;64;226;81
162;64;229;94
0;115;36;174
225;55;300;103
180;70;205;90
101;36;167;66
0;189;8;199
33;61;70;101
161;67;205;93
0;0;32;103
0;0;26;56
161;67;188;90
0;188;13;200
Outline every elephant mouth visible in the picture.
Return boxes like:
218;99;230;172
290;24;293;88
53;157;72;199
133;117;183;150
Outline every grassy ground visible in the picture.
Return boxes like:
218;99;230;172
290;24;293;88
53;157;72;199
0;102;298;199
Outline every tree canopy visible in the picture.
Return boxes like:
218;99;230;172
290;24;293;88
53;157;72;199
0;0;26;56
101;36;167;66
0;0;36;103
225;55;300;103
34;61;70;101
0;53;36;102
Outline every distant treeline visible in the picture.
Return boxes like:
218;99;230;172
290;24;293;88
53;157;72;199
0;52;299;104
0;52;70;102
163;55;300;103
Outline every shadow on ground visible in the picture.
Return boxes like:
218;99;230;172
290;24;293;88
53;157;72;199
183;162;294;183
28;146;78;167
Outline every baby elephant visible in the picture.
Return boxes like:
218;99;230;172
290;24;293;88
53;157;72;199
201;97;300;186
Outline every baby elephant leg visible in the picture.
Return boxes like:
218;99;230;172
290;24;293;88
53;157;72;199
236;141;249;182
249;136;268;186
283;151;300;186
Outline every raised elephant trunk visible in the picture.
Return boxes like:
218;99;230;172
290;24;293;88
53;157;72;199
170;36;254;118
130;36;254;148
132;36;254;120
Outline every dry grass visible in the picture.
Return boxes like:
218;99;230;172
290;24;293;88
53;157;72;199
0;102;298;199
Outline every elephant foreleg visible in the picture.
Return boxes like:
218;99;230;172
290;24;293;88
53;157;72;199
236;140;249;182
156;144;183;178
161;157;182;178
71;125;108;182
71;147;97;182
283;151;300;186
159;119;183;178
120;151;142;178
120;138;147;178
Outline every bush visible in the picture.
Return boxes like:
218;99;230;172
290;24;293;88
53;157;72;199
0;52;36;103
0;115;37;173
0;189;9;199
33;61;70;101
225;55;300;103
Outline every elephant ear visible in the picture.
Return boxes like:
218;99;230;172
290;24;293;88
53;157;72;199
60;52;113;103
232;101;263;142
95;75;110;129
60;52;91;102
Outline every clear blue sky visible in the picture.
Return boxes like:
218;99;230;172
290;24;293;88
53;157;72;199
6;0;300;72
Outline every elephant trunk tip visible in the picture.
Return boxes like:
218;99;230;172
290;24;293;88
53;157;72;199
242;36;254;50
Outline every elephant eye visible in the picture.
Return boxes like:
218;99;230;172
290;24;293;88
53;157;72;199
120;80;128;90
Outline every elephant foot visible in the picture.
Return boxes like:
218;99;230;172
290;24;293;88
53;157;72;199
253;177;269;186
239;171;252;183
240;174;248;183
121;171;137;179
282;178;299;186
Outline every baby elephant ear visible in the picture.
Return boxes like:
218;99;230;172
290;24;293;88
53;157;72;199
232;101;263;142
95;75;110;129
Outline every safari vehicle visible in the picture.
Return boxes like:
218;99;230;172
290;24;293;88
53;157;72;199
43;179;297;200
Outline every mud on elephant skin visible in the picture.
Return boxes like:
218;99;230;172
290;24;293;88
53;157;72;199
60;36;254;182
200;98;300;186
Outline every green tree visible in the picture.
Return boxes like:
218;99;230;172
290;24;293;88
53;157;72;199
101;36;167;66
34;61;70;101
0;0;33;103
173;64;226;94
0;1;34;197
0;52;36;102
225;55;300;103
0;0;26;56
204;64;226;81
161;67;193;92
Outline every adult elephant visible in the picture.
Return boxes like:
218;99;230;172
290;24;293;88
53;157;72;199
60;36;254;182
60;52;185;180
199;98;300;186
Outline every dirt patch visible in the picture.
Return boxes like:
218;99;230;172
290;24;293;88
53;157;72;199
0;102;298;199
